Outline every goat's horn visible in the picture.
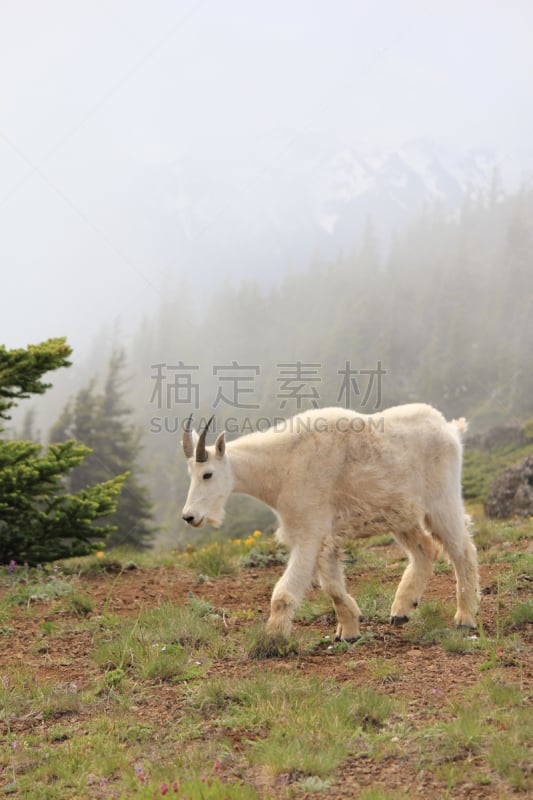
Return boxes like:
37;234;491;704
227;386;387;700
195;415;215;463
182;415;194;458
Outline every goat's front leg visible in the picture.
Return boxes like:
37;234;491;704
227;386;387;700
266;536;322;638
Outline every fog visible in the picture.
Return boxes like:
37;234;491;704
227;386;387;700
2;1;533;541
1;0;532;353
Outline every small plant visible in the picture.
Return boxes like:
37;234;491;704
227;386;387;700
238;532;288;568
179;541;237;577
441;628;480;655
356;579;394;623
360;789;410;800
295;597;334;625
64;591;94;616
8;576;74;606
406;599;453;644
295;775;332;793
93;598;223;681
247;626;299;659
103;667;126;688
367;656;401;684
506;599;533;628
351;687;395;731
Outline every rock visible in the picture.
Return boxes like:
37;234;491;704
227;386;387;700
484;452;533;518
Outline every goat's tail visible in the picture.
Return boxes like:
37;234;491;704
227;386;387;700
450;416;468;439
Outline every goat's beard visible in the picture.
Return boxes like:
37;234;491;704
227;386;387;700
205;496;227;528
206;512;225;528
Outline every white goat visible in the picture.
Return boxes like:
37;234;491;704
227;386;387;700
182;404;479;639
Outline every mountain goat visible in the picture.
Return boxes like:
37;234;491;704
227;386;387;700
181;404;479;640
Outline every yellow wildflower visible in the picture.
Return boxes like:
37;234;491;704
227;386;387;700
253;530;262;538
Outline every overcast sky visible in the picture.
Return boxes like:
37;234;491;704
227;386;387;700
1;0;532;355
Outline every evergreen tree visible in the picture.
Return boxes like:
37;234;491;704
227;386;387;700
0;338;126;564
51;348;155;549
0;337;71;422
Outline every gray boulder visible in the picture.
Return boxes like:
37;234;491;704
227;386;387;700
484;453;533;518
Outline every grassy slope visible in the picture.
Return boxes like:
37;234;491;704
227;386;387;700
0;518;532;799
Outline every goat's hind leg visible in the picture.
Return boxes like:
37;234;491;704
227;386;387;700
430;507;479;629
390;524;440;625
317;537;362;641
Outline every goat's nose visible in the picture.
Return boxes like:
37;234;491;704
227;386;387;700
182;514;195;525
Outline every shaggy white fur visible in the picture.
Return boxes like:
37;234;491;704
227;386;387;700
182;404;480;639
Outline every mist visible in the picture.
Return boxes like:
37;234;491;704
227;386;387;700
2;1;533;542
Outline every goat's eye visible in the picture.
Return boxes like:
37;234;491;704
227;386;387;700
203;472;213;480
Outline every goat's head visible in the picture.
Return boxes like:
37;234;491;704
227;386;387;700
181;416;232;528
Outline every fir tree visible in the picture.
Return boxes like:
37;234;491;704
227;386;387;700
0;338;126;564
51;348;155;549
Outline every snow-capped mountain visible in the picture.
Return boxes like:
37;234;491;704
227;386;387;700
310;140;517;249
140;137;531;287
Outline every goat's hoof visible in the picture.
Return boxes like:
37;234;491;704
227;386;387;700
334;634;360;644
390;615;410;626
454;612;477;630
455;621;477;631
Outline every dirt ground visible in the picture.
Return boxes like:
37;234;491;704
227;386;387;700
1;541;532;799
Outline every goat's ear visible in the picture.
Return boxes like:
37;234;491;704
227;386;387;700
215;431;226;458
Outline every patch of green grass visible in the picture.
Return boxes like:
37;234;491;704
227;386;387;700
59;554;126;576
256;678;389;776
93;597;225;681
406;599;454;644
137;777;264;800
0;667;92;737
294;597;334;625
433;557;452;574
192;673;394;779
488;734;532;791
350;687;395;731
505;599;533;628
367;533;395;547
7;578;74;606
360;790;410;800
417;676;533;793
366;656;402;684
179;541;237;577
60;545;183;575
294;775;332;793
63;591;95;617
343;542;389;574
355;579;394;623
246;625;299;659
39;620;58;636
240;537;288;568
441;628;481;655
